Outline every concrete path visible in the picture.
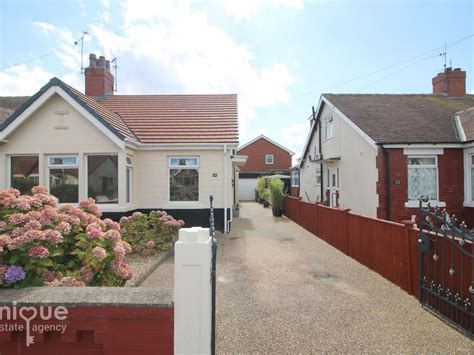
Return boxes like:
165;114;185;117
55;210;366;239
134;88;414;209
216;202;473;353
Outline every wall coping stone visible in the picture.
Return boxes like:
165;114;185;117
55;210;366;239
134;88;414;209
0;287;172;307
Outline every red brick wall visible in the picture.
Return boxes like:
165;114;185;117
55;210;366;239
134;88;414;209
238;138;292;173
377;148;466;224
0;306;173;355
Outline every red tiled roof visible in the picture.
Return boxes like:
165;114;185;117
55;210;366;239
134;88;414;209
60;82;137;141
97;94;238;144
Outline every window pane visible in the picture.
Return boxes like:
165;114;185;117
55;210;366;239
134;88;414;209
408;157;436;166
50;168;79;203
126;168;131;203
11;156;39;195
170;168;199;201
408;167;437;200
170;158;198;166
471;155;474;165
471;167;474;201
49;156;77;166
88;155;119;204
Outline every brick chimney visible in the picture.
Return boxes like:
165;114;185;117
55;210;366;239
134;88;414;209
85;53;114;97
432;67;466;97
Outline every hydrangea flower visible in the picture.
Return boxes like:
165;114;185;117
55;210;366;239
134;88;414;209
92;246;107;261
4;265;26;284
28;245;49;259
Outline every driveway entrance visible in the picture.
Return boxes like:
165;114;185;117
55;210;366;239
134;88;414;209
216;202;472;353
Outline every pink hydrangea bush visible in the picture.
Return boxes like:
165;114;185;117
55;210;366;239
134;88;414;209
0;186;132;287
120;210;184;256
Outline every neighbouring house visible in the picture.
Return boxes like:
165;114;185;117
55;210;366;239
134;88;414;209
0;53;247;232
297;67;474;226
236;134;294;200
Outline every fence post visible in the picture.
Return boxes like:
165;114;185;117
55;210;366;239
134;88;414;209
174;227;212;355
343;209;351;255
401;220;415;295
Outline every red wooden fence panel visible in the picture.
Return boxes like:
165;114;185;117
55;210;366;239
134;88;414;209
283;196;471;302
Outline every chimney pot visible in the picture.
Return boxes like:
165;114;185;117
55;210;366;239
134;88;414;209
84;53;114;97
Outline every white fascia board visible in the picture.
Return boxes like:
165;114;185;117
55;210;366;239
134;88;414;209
403;148;444;155
321;96;378;150
454;114;467;142
0;86;126;150
298;96;323;169
383;143;463;148
238;134;295;155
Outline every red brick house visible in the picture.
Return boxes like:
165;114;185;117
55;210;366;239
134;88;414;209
297;68;474;226
237;135;294;200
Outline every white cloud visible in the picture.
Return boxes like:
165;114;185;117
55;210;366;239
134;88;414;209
88;0;295;138
34;22;81;70
0;64;53;95
102;0;110;23
216;0;304;22
2;0;297;141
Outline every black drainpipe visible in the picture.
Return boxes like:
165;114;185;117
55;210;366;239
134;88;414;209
381;145;391;221
312;106;324;202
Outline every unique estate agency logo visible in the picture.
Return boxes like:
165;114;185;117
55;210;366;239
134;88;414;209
0;301;68;347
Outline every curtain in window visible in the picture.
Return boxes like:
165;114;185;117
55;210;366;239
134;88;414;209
408;167;437;200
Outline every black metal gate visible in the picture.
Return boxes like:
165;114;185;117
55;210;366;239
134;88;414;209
418;198;474;337
209;195;217;355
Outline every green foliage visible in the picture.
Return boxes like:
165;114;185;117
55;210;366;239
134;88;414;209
120;211;184;256
268;178;284;209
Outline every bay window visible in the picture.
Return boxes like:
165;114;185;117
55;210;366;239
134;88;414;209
169;157;199;201
407;156;438;201
87;155;119;204
10;156;39;194
48;156;79;203
126;155;133;204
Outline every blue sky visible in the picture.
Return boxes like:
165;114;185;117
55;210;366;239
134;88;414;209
0;0;473;160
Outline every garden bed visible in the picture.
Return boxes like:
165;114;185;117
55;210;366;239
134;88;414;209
125;247;173;287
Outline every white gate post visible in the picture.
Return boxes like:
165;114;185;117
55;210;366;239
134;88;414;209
174;227;212;355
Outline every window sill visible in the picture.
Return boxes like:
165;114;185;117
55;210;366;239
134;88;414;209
463;202;474;208
404;200;446;208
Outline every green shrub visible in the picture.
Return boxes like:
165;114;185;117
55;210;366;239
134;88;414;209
268;178;284;209
0;186;133;287
119;211;184;256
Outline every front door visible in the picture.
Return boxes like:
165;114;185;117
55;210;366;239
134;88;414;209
329;168;338;207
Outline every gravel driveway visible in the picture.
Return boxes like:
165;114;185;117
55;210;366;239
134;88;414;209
216;202;473;353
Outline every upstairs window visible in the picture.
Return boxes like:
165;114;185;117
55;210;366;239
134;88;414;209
10;156;39;195
324;116;334;140
291;170;300;187
48;156;79;203
408;156;438;201
315;168;321;185
87;155;119;204
169;157;199;201
471;154;474;201
265;154;274;164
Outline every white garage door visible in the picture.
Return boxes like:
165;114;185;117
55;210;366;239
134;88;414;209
239;178;258;201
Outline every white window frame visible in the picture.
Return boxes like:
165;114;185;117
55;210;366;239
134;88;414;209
168;156;200;203
7;154;40;189
324;115;334;141
315;168;321;185
405;155;445;208
126;155;133;204
85;154;119;205
265;154;274;164
47;155;79;203
465;150;474;207
291;170;299;187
